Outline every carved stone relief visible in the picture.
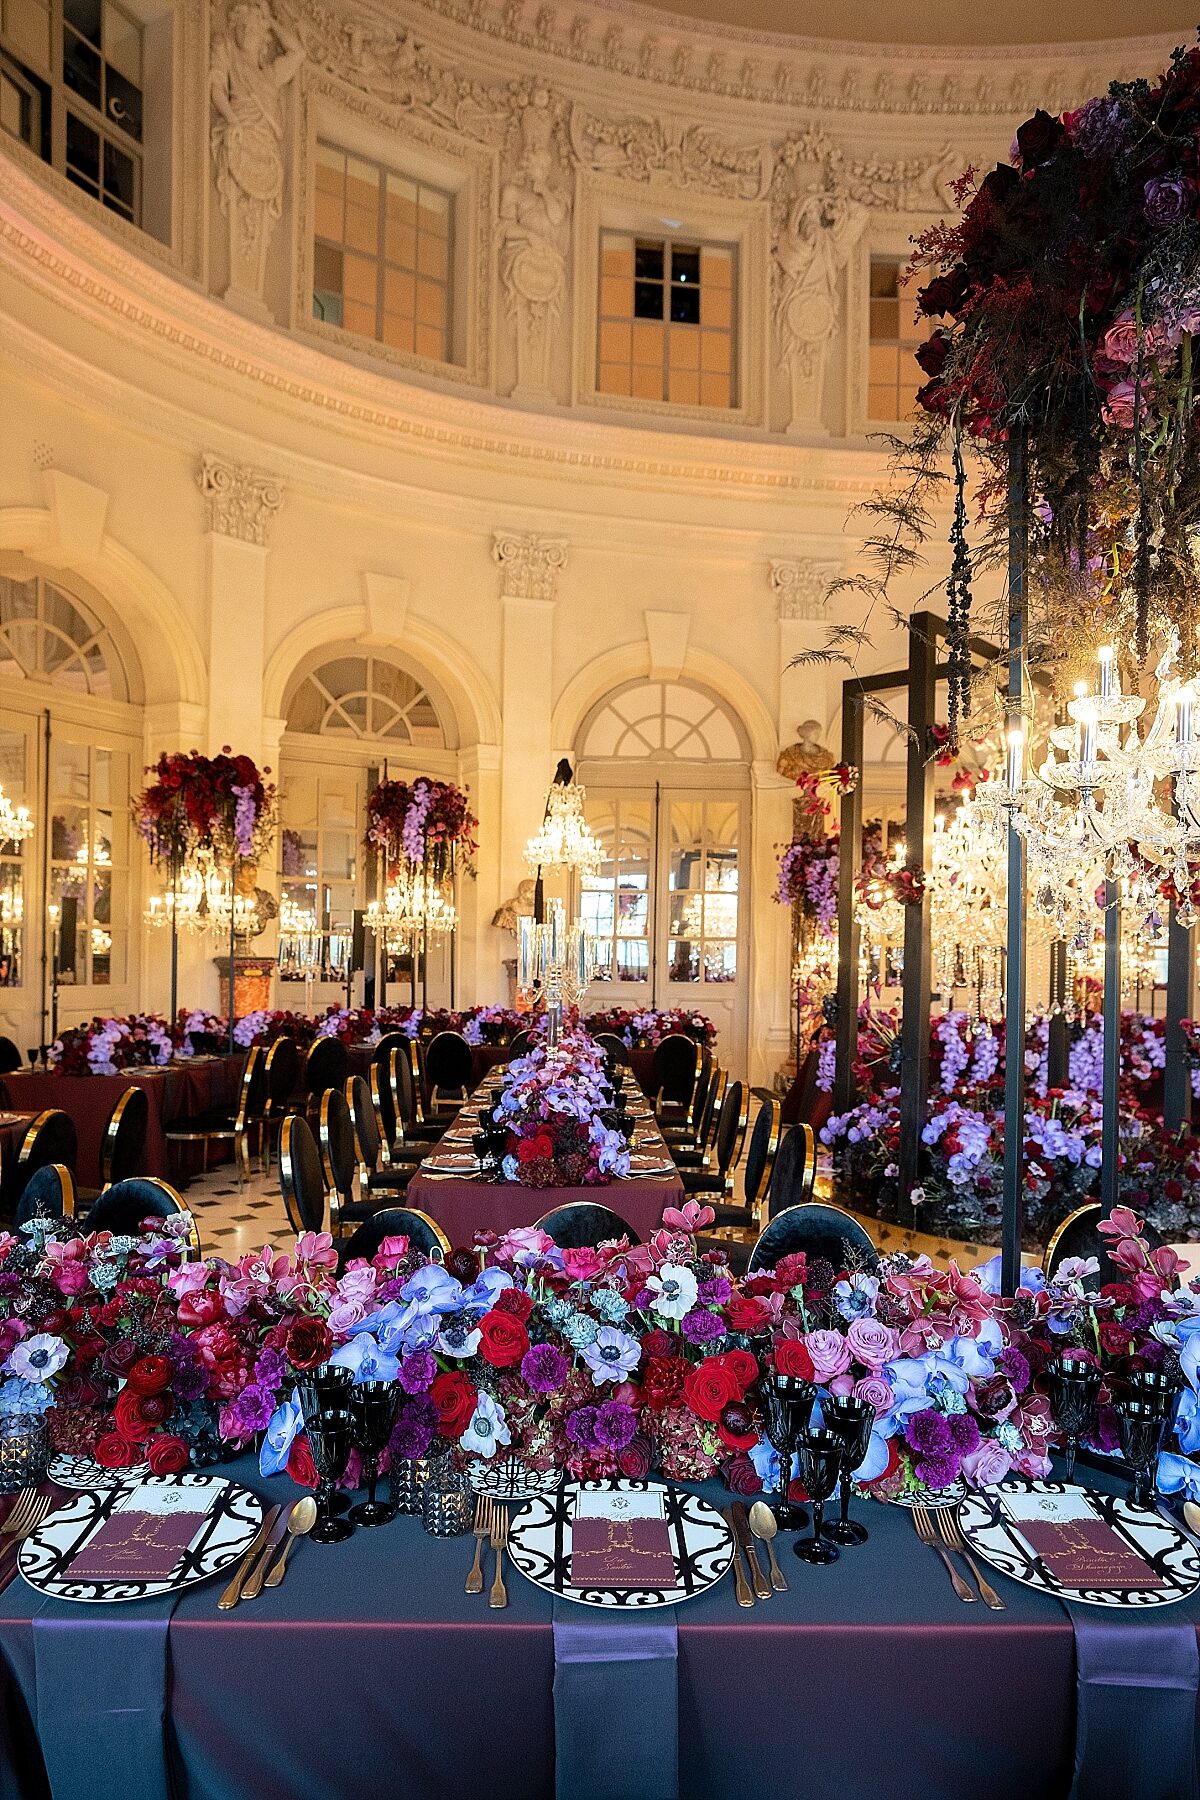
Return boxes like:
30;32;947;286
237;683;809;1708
492;529;567;601
497;88;571;398
197;452;284;545
770;557;838;621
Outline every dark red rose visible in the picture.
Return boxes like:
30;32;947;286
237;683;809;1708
114;1387;172;1442
94;1431;140;1469
617;1432;653;1480
915;333;949;377
103;1340;141;1379
641;1355;687;1411
126;1355;173;1396
725;1294;771;1333
723;1453;763;1497
477;1309;529;1369
918;264;971;318
682;1358;740;1424
285;1316;333;1372
980;163;1021;205
444;1249;480;1285
972;1375;1016;1421
430;1370;476;1436
1016;109;1065;167
640;1330;676;1360
494;1288;534;1324
146;1434;189;1474
714;1349;757;1396
286;1435;318;1489
772;1338;815;1381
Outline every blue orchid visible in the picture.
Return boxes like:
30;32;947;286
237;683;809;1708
1157;1450;1200;1501
260;1389;304;1477
329;1332;401;1384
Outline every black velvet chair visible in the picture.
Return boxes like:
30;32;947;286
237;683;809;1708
424;1031;473;1113
99;1084;149;1187
670;1067;725;1169
87;1177;199;1254
372;1031;409;1071
651;1034;703;1123
593;1032;632;1069
14;1163;76;1228
345;1075;413;1191
279;1114;327;1236
13;1110;78;1208
165;1043;266;1184
303;1037;349;1114
679;1080;748;1198
534;1201;640;1250
261;1035;302;1170
507;1029;534;1060
0;1036;21;1075
747;1202;878;1277
1043;1203;1166;1289
340;1206;449;1266
766;1123;817;1217
390;1046;443;1148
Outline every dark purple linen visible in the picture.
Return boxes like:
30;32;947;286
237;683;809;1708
1067;1605;1198;1800
406;1169;682;1249
552;1600;677;1800
33;1602;177;1800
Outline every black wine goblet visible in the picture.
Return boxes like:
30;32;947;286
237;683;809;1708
761;1375;816;1532
822;1396;876;1547
348;1381;402;1526
1125;1367;1181;1426
294;1361;353;1416
304;1407;354;1544
1115;1396;1164;1510
1044;1355;1102;1483
795;1429;844;1565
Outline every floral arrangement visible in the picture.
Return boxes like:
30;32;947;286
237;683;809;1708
583;1007;717;1049
365;778;478;882
175;1009;226;1055
487;1031;631;1187
50;1013;175;1076
776;837;839;934
133;750;275;868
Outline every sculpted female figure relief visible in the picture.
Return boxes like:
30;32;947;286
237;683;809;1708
774;173;867;433
210;0;305;314
497;91;571;399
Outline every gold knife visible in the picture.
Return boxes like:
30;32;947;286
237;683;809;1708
241;1502;295;1602
731;1502;772;1601
218;1504;281;1611
723;1507;755;1608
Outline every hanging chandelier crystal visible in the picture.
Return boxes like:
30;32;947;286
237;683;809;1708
144;864;211;934
277;896;323;981
0;785;33;846
525;761;602;877
367;866;457;954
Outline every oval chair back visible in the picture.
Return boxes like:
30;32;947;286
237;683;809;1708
234;1044;268;1130
320;1087;359;1233
100;1085;150;1188
87;1177;199;1255
696;1068;726;1159
403;1039;429;1121
16;1110;78;1194
424;1031;473;1108
748;1202;878;1277
264;1035;302;1110
507;1029;534;1061
534;1201;640;1250
0;1035;21;1075
14;1163;76;1228
304;1036;349;1103
652;1034;702;1114
345;1074;382;1176
711;1080;749;1191
372;1031;408;1071
340;1206;449;1266
767;1124;816;1218
279;1114;327;1236
743;1098;782;1210
593;1032;632;1069
372;1052;399;1152
1044;1203;1166;1289
682;1057;715;1143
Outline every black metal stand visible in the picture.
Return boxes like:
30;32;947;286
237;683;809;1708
898;617;937;1217
1001;429;1028;1295
1100;869;1121;1218
1165;885;1195;1132
1047;939;1070;1089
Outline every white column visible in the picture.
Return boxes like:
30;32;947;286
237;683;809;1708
750;757;795;1088
493;531;566;906
458;741;503;1004
197;453;283;764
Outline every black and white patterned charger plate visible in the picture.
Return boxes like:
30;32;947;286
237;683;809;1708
507;1479;733;1608
19;1473;264;1604
48;1454;149;1491
959;1479;1200;1608
888;1479;966;1511
468;1456;562;1500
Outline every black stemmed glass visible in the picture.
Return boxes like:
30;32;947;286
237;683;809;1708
761;1375;815;1531
348;1381;402;1526
1125;1367;1182;1427
1044;1354;1102;1483
795;1429;844;1565
303;1407;355;1543
472;1130;496;1178
1114;1396;1164;1510
295;1364;354;1512
822;1396;876;1547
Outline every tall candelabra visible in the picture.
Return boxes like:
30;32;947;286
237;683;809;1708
517;898;594;1048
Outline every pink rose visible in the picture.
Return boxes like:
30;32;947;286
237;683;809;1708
846;1318;900;1372
562;1246;607;1282
827;1373;855;1397
853;1375;894;1415
1012;1446;1052;1481
1100;310;1139;366
327;1299;369;1336
1102;380;1139;430
803;1329;851;1384
961;1439;1014;1487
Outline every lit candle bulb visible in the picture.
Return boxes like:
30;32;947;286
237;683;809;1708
1006;727;1025;792
1098;645;1114;700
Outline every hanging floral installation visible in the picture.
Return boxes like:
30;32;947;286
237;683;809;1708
365;777;478;882
132;750;276;868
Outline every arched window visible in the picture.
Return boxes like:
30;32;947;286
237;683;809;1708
578;679;745;763
285;654;444;747
0;575;130;701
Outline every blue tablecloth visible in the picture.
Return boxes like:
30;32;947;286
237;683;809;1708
0;1456;1197;1800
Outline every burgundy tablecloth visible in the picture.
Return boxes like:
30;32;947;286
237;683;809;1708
0;1059;243;1188
407;1168;683;1248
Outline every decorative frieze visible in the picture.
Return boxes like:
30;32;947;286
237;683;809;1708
197;453;283;546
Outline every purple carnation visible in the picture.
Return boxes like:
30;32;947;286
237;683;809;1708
995;1347;1030;1390
593;1400;636;1451
1067;94;1128;158
399;1350;436;1395
916;1453;961;1491
391;1397;436;1461
253;1348;286;1391
905;1410;952;1457
566;1405;599;1449
521;1342;569;1395
172;1362;210;1403
697;1276;732;1307
227;1382;276;1434
947;1413;980;1455
680;1308;724;1346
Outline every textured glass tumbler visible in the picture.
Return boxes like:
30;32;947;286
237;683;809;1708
0;1416;49;1494
422;1467;474;1537
391;1455;433;1516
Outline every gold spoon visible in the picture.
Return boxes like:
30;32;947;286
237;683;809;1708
264;1495;317;1588
748;1500;788;1593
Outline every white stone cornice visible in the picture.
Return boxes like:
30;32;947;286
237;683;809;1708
492;530;567;601
770;556;839;620
197;453;284;546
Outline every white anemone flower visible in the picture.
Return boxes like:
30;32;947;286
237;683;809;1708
644;1263;698;1322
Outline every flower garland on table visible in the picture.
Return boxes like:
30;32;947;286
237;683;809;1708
487;1030;630;1187
50;1014;175;1076
583;1007;717;1050
365;778;478;882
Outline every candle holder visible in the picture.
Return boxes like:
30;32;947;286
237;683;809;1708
390;1454;433;1516
0;1415;48;1493
422;1465;474;1536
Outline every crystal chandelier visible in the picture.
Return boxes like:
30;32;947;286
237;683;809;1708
517;897;595;1046
144;864;210;933
277;896;323;981
367;866;457;954
0;785;33;846
525;760;602;878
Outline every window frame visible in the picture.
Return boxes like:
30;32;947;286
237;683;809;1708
847;221;930;437
596;231;739;410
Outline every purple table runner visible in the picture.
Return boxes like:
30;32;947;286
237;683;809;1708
1066;1603;1198;1800
552;1600;678;1800
33;1596;179;1800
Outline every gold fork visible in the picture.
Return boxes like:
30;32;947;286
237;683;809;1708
488;1502;508;1610
465;1496;492;1596
937;1507;1005;1610
911;1503;976;1603
0;1491;51;1567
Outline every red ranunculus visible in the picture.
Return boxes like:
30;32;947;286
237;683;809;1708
494;1287;534;1323
430;1370;477;1437
146;1434;189;1474
725;1294;771;1333
94;1431;140;1469
113;1388;155;1444
177;1291;225;1328
477;1308;529;1369
773;1338;816;1381
287;1435;318;1489
285;1316;333;1372
682;1358;740;1424
641;1355;687;1411
125;1355;173;1396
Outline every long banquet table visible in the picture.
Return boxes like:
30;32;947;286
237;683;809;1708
0;1451;1191;1800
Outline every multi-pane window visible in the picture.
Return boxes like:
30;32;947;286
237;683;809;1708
580;798;652;986
285;655;445;747
49;735;128;989
597;232;735;408
0;730;28;989
667;800;738;985
313;141;453;362
0;574;129;700
1;51;41;148
868;256;930;422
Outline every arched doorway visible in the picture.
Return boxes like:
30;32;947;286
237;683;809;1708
279;644;458;1008
0;566;143;1050
576;677;750;1070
